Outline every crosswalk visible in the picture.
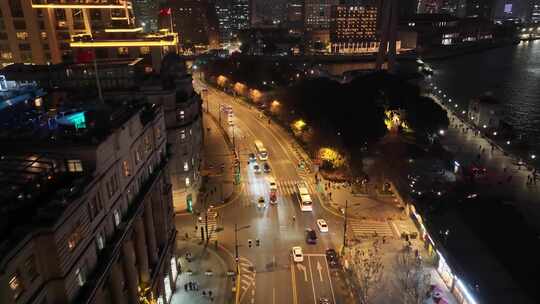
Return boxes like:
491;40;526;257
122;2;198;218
275;179;315;196
349;220;395;238
238;257;256;298
200;210;218;242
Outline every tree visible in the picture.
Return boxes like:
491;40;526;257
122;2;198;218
350;245;385;304
395;250;431;304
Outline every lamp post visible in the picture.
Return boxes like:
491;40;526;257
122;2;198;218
234;224;251;274
342;200;348;254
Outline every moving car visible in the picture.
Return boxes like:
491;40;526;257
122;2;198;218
325;249;339;267
257;197;265;208
319;298;330;304
263;162;271;173
248;153;256;162
253;162;261;173
292;246;304;262
267;176;278;191
305;228;317;244
317;219;328;232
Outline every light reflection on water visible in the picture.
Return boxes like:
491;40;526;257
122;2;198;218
427;41;540;150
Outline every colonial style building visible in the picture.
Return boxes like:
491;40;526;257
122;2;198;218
0;94;178;304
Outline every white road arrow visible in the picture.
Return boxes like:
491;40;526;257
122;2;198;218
296;263;308;282
316;261;324;282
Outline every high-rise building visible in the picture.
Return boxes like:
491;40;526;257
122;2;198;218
464;0;495;19
162;0;220;53
132;0;159;32
0;86;178;304
215;0;234;43
286;0;304;32
532;0;540;22
304;0;339;30
0;0;177;70
330;5;379;53
214;0;250;43
231;0;251;32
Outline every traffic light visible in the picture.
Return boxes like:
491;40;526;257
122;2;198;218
248;239;252;248
256;239;260;247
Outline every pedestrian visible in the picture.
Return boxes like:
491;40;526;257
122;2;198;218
209;290;213;297
184;283;188;291
210;296;214;302
189;282;193;290
202;290;206;297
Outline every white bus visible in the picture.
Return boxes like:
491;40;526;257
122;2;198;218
296;182;313;211
254;140;268;160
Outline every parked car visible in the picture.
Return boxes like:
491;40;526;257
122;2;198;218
253;162;261;173
257;197;265;208
305;228;317;244
263;162;271;173
292;246;304;262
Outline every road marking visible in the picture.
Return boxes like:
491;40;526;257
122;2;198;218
307;256;318;304
291;264;298;304
273;288;276;304
296;263;308;282
316;260;324;282
304;253;326;257
324;256;337;304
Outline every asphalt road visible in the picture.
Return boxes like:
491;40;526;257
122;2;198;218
191;78;349;304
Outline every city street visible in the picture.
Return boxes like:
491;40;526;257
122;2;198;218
190;78;349;304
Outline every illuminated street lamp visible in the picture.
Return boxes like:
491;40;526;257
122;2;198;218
293;119;306;131
493;131;498;136
439;129;445;136
531;154;537;160
271;100;280;107
506;140;511;145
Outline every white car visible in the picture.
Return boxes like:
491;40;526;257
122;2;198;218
292;246;304;262
317;219;328;232
253;162;261;173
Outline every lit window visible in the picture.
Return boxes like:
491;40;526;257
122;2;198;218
16;32;29;40
156;127;162;139
75;267;86;286
123;160;131;176
113;209;121;227
117;47;129;55
180;130;186;140
40;32;47;40
140;46;150;55
67;159;83;172
9;273;23;300
184;161;189;171
185;177;190;187
96;232;105;250
135;149;141;163
68;223;83;251
1;52;13;60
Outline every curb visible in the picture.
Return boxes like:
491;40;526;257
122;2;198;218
174;183;244;217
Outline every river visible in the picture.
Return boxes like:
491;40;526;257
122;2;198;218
426;41;540;151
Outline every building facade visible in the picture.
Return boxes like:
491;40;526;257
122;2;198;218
0;96;178;304
0;0;176;71
304;0;339;30
330;5;380;53
132;0;159;32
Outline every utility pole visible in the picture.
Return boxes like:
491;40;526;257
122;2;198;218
235;223;239;273
93;58;103;103
343;200;348;251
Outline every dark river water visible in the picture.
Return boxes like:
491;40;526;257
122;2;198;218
426;41;540;151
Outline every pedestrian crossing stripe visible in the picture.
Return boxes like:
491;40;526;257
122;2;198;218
349;220;395;237
200;211;218;241
275;179;315;195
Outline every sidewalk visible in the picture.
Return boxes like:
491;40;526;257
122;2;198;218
202;113;235;205
171;239;233;304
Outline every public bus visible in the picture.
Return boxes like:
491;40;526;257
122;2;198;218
254;140;268;160
296;181;313;211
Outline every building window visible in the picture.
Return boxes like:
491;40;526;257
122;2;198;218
1;51;13;60
140;46;150;55
156;127;162;139
123;160;131;176
9;273;23;300
16;32;28;40
117;47;129;56
144;135;151;153
184;161;189;172
13;20;26;30
113;209;121;227
179;110;185;120
40;32;47;40
185;177;190;187
75;267;86;286
180;129;186;140
68;223;83;251
88;192;103;219
96;232;105;250
135;148;142;163
67;159;83;172
25;256;39;282
19;43;31;51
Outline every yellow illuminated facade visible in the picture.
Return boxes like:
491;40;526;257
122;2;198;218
330;5;380;54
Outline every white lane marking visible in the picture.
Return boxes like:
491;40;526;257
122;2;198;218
324;256;337;304
316;260;324;282
307;256;318;304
